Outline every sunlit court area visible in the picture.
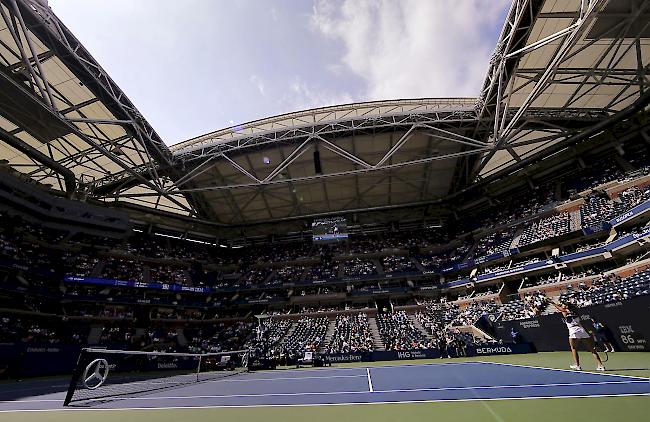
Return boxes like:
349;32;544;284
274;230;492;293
0;0;649;421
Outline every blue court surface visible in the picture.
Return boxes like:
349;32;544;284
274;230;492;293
1;361;648;412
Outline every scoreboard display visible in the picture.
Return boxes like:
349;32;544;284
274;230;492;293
312;217;348;243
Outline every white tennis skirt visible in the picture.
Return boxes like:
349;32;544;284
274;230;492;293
568;326;591;339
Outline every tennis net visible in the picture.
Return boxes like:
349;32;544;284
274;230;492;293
63;348;249;406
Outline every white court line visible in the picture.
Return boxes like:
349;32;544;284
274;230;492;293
0;363;478;403
1;393;648;413
250;360;481;376
6;379;646;404
207;374;367;383
53;373;368;389
474;361;650;380
0;384;68;394
366;368;373;392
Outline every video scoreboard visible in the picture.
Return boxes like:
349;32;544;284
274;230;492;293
312;216;348;243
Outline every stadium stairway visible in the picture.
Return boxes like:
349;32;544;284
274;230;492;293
409;314;435;342
277;321;297;347
510;228;524;249
368;316;385;351
412;258;426;273
87;325;103;345
374;258;384;276
455;325;495;342
569;210;583;232
135;328;146;340
176;328;188;347
90;260;105;278
318;318;337;353
541;303;559;316
463;242;478;261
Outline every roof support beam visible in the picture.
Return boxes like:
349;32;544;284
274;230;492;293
0;126;76;195
498;0;603;141
101;147;489;197
262;138;311;182
7;0;57;108
223;155;261;183
0;2;53;108
318;137;373;169
473;0;605;179
375;125;417;167
456;88;650;202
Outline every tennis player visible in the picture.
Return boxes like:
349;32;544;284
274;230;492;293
590;317;615;353
551;300;605;371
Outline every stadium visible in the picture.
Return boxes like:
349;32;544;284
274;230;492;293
0;0;649;421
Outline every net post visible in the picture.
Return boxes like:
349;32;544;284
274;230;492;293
63;348;87;406
196;355;202;382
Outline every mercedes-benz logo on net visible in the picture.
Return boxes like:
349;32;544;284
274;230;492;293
82;359;109;390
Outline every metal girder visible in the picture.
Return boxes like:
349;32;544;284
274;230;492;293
479;0;604;172
15;0;173;166
469;0;650;182
0;126;76;194
89;109;482;195
100;148;488;198
87;110;479;194
174;110;478;161
90;105;605;217
2;0;648;228
457;88;650;203
0;0;204;216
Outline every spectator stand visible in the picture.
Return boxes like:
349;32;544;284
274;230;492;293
517;272;602;298
452;285;504;309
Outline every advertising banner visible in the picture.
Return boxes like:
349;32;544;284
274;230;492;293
64;275;211;293
325;343;532;363
609;199;650;227
494;295;650;352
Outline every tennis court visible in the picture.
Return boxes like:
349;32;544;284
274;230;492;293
1;354;648;418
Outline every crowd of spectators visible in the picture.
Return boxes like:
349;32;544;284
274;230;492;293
2;263;649;356
452;299;498;326
148;263;191;285
65;305;134;319
519;212;572;246
2;169;650;296
249;242;313;264
327;313;374;353
151;308;203;320
0;315;86;344
559;270;650;307
279;316;329;354
101;257;143;281
582;186;650;228
474;226;518;256
275;265;305;283
185;321;254;354
417;241;472;270
343;258;377;276
262;319;292;348
381;255;417;273
304;262;339;281
376;311;433;350
98;324;138;346
498;292;550;321
236;269;273;288
415;303;458;337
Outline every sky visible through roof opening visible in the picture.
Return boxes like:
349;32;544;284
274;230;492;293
48;0;510;146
